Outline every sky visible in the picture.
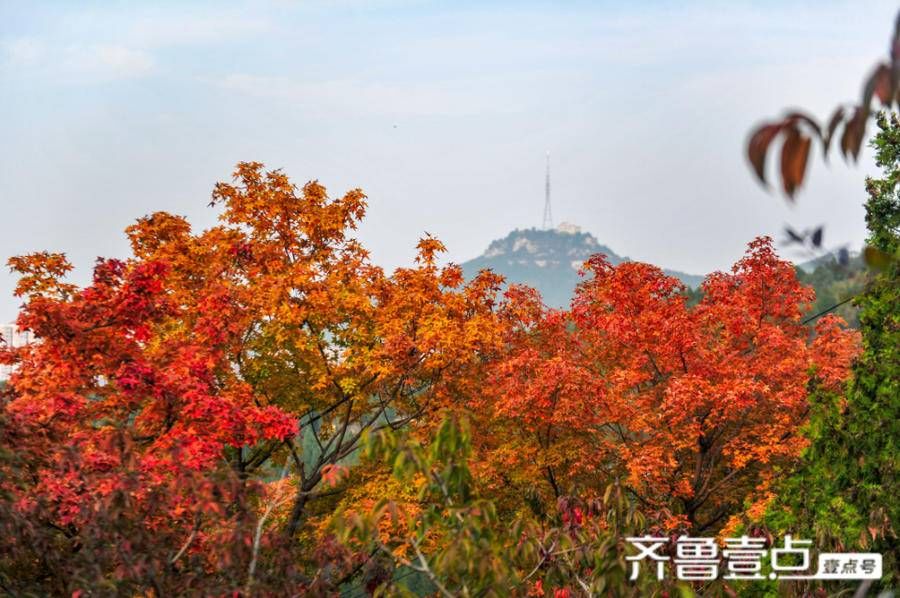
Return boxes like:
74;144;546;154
1;0;897;319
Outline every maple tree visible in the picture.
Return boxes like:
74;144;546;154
474;237;859;536
335;415;671;597
0;162;864;596
0;250;302;593
0;163;507;594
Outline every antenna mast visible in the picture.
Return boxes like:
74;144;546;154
542;151;553;229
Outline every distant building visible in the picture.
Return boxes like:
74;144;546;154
1;322;32;381
556;222;582;235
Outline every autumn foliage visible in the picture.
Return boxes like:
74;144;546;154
0;163;860;595
476;238;858;538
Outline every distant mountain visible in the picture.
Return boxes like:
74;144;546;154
794;250;866;328
795;248;855;273
460;224;704;308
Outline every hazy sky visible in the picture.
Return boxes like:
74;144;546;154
1;0;897;319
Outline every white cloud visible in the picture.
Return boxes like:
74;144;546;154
2;7;271;81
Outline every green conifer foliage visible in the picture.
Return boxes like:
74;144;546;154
766;113;900;589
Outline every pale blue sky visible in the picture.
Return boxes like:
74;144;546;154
1;1;897;318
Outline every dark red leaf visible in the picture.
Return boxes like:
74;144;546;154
875;68;892;105
747;122;783;185
785;111;822;139
780;126;811;199
891;14;900;105
840;107;867;162
863;63;892;109
823;107;845;158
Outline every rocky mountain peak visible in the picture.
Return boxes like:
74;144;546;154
461;226;702;307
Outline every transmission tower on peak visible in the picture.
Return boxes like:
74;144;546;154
542;151;553;229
